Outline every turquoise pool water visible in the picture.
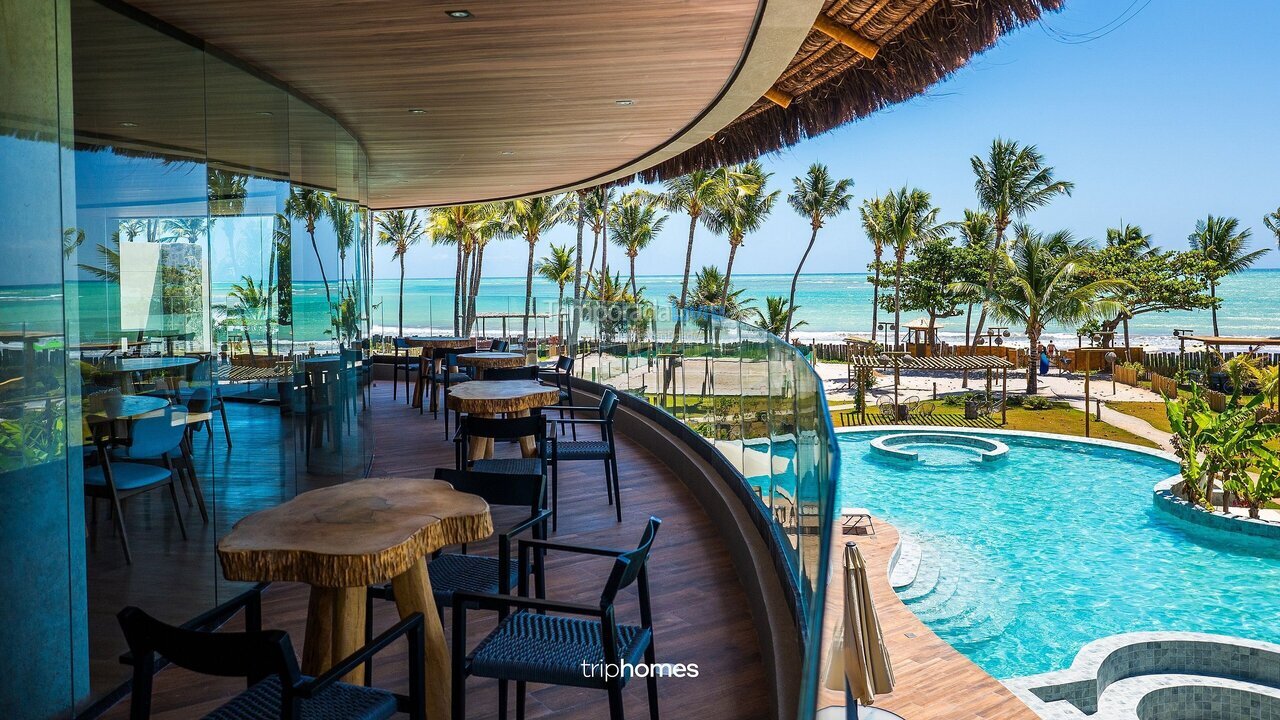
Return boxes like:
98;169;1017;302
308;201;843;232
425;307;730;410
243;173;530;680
837;430;1280;679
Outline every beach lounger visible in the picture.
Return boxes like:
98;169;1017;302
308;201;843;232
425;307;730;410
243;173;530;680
841;507;875;535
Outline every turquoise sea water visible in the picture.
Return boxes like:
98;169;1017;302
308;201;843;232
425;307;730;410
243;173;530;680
837;430;1280;679
5;269;1279;350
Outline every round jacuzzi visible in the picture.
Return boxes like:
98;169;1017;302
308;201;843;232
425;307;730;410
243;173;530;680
869;432;1009;463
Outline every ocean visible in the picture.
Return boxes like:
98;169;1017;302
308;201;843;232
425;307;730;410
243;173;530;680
5;270;1278;352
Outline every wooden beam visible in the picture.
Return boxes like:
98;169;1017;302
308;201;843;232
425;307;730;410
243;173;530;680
813;15;879;60
763;86;792;108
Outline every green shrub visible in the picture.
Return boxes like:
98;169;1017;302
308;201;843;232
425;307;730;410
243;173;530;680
1023;395;1053;410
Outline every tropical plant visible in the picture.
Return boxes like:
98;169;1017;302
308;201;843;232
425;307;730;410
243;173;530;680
78;232;121;283
510;193;573;341
219;275;271;354
432;203;509;335
785;163;853;342
61;227;85;258
208;169;249;217
1265;207;1280;252
285;186;334;310
272;214;292;327
968;138;1074;347
961;230;1127;393
659;168;739;327
956;210;995;346
1215;351;1267;408
1231;451;1280;520
581;187;616;291
375;209;427;337
701;161;776;313
609;192;668;297
871;186;951;347
683;265;753;322
1188;214;1270;335
536;243;576;335
860;197;890;341
882;236;982;333
161;217;211;244
1164;385;1212;505
755;296;803;336
328;199;358;296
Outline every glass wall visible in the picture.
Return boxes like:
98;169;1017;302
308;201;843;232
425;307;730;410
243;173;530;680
0;1;373;714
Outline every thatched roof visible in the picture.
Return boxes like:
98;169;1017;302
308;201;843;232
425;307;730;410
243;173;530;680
636;0;1063;182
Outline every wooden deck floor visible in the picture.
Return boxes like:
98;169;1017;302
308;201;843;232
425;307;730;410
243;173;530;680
97;382;771;719
817;520;1037;719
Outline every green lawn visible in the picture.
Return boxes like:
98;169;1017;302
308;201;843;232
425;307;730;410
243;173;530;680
833;404;1160;449
1106;401;1173;434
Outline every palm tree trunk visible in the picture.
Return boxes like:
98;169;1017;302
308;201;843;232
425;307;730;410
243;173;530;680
1027;327;1039;394
869;257;881;343
453;244;463;335
892;252;905;350
961;301;973;388
523;238;535;343
397;254;406;337
600;195;610;279
571;199;586;349
722;242;739;316
308;227;334;310
674;212;698;343
1210;280;1219;336
971;224;1005;347
785;226;819;342
1123;315;1132;363
585;228;600;294
266;243;276;356
629;254;638;298
467;245;484;336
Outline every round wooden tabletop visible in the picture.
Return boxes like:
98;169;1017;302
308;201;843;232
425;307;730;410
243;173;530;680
217;477;493;588
446;379;560;415
405;336;475;349
85;394;170;421
455;351;525;370
107;356;199;373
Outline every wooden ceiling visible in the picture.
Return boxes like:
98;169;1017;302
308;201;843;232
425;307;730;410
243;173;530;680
112;0;770;208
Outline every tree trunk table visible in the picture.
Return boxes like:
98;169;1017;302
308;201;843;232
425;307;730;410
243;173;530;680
446;380;559;460
455;351;526;379
404;337;475;409
217;477;492;720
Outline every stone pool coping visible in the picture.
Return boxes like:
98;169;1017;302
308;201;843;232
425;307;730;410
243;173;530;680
1153;477;1280;540
1003;632;1280;719
869;431;1009;462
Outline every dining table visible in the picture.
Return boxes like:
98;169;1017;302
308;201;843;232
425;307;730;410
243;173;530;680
217;476;493;720
404;337;475;409
446;379;559;460
455;351;525;379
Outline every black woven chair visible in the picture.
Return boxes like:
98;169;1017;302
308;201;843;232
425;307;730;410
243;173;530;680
539;355;577;440
118;584;425;720
454;413;548;479
480;365;540;382
365;469;550;682
390;338;420;404
426;348;472;431
545;389;621;530
451;517;662;720
490;340;510;352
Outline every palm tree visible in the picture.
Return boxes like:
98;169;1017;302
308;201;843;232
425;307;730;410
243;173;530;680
286;187;335;310
608;192;668;297
581;187;614;293
223;275;271;354
272;213;291;329
1188;215;1270;335
683;265;753;322
162;217;211;244
859;197;890;343
1263;208;1280;252
956;210;994;347
963;231;1127;393
208;170;249;217
785;163;853;342
571;189;587;346
703;160;777;313
510;194;573;342
660;168;740;337
375;209;426;337
463;203;511;335
755;296;804;336
537;243;575;338
79;235;121;283
969;138;1074;346
877;187;950;347
329;200;357;295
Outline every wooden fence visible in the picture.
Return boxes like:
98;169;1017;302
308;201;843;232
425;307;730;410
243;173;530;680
1143;350;1280;375
1150;372;1179;398
1114;365;1142;387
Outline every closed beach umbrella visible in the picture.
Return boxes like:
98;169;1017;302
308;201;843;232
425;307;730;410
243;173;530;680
825;542;894;708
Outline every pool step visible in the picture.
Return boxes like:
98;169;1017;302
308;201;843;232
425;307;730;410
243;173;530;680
889;534;921;589
896;533;1014;653
896;548;941;602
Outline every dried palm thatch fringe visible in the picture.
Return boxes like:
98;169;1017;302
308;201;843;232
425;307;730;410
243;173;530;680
628;0;1063;184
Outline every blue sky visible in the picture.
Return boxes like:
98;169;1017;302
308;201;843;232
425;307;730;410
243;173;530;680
378;0;1280;279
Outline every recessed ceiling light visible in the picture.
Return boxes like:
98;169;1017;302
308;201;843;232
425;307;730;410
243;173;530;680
446;9;472;18
119;121;139;127
255;111;274;117
615;99;635;107
407;108;427;115
499;150;515;157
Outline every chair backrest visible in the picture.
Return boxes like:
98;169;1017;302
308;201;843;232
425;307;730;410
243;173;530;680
431;347;452;361
555;355;573;374
433;468;544;513
600;516;662;607
598;389;619;421
125;407;188;458
393;337;410;351
482;365;540;381
491;340;510;352
459;412;545;444
118;606;300;718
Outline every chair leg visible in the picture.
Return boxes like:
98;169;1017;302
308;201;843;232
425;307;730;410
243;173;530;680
551;460;560;532
611;454;623;523
516;681;526;720
498;679;508;720
364;590;376;686
645;641;660;720
108;491;131;565
219;403;232;447
167;482;188;540
605;459;614;505
181;446;209;523
607;680;625;720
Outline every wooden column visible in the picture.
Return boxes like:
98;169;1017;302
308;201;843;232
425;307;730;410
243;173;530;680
1001;368;1007;425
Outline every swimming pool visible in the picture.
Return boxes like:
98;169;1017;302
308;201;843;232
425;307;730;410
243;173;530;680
836;429;1280;679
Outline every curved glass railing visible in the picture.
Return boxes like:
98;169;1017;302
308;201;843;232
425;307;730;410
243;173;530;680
392;294;840;717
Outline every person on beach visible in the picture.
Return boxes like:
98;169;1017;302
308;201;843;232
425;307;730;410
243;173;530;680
1047;341;1057;358
1038;344;1050;377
